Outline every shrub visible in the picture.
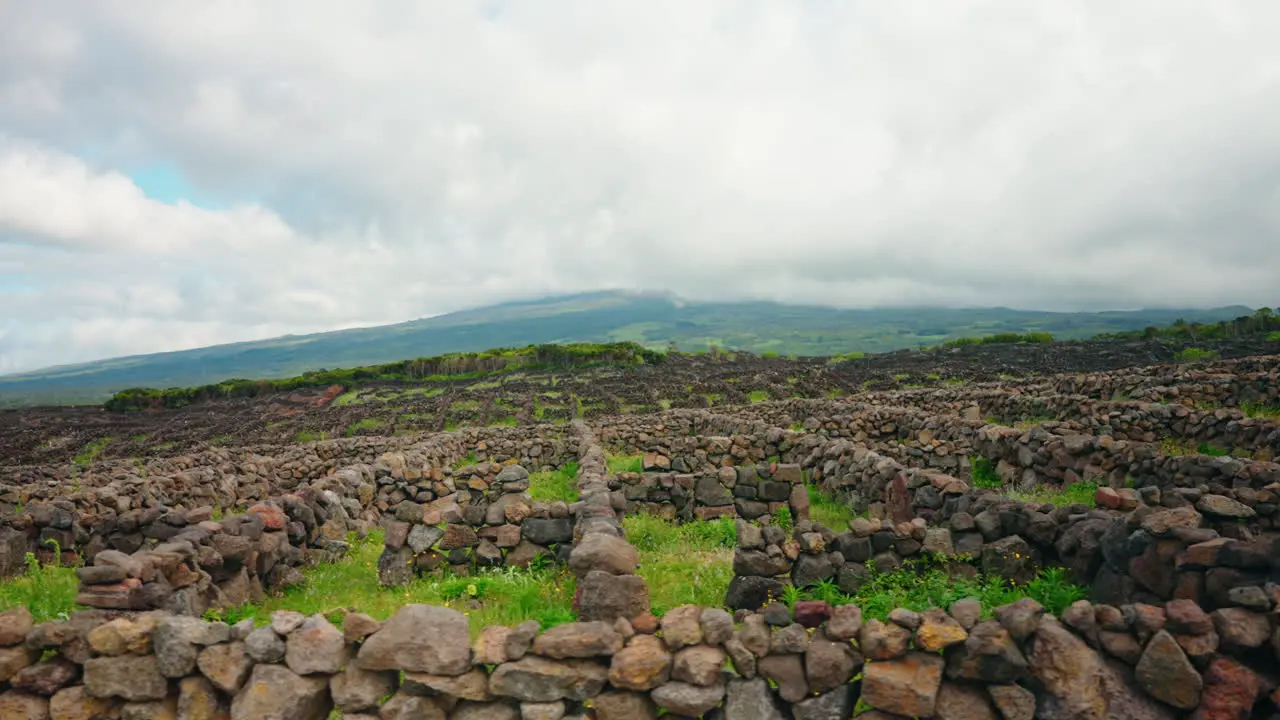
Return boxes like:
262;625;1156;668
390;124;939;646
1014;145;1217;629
1174;347;1219;362
0;548;79;622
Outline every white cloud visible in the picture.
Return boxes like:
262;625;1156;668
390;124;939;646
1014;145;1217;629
1;0;1279;372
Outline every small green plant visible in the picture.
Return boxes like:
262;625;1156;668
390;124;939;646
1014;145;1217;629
72;437;113;467
295;429;328;443
1269;331;1280;342
748;390;769;403
773;506;793;533
1174;347;1219;362
1241;402;1280;419
527;463;581;503
453;452;480;469
970;457;1001;488
0;545;79;622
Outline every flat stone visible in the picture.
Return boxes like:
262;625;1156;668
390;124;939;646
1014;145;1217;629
488;656;608;702
0;691;50;720
592;690;657;720
649;680;725;717
83;655;168;701
530;622;621;659
403;667;491;702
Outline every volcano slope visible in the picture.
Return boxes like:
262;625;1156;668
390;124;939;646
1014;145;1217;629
0;339;1278;718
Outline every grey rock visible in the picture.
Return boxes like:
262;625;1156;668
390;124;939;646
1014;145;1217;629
356;604;471;675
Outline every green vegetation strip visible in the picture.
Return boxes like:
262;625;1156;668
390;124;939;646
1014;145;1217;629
105;342;663;411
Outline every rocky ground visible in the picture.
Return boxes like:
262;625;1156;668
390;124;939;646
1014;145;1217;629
3;336;1277;468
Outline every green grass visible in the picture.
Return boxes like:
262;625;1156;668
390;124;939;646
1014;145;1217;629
72;437;113;466
1241;402;1280;419
453;452;480;469
1269;331;1280;342
971;457;1001;488
295;430;329;443
332;390;363;407
345;418;384;437
206;531;576;637
622;515;737;615
1159;439;1233;457
0;551;79;622
450;400;481;411
787;559;1085;621
702;393;722;405
1009;482;1098;507
748;390;770;403
527;463;581;503
607;454;644;474
807;485;855;529
487;416;518;427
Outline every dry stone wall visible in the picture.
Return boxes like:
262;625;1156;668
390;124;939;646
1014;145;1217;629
1;589;1276;718
3;353;1280;717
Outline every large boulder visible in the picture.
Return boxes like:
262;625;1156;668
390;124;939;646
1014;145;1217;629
356;605;470;675
568;534;638;577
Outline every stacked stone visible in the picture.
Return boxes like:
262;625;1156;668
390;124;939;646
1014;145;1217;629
6;594;1274;719
376;461;576;587
59;469;373;616
569;421;651;624
611;461;810;524
726;515;941;611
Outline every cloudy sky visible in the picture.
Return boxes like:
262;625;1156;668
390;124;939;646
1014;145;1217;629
2;2;1279;374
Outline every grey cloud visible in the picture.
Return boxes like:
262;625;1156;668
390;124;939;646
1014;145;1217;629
1;1;1279;372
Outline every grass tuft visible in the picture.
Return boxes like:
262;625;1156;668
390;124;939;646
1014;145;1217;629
606;454;644;474
1009;482;1098;507
527;463;581;503
622;515;736;615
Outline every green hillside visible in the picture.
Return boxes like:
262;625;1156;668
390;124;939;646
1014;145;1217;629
0;291;1256;407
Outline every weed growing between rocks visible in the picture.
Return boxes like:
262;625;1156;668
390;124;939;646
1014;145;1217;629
206;530;576;637
526;462;581;503
606;453;643;473
1242;400;1280;419
970;456;1001;488
0;550;78;622
781;560;1086;621
807;485;857;528
1008;481;1098;507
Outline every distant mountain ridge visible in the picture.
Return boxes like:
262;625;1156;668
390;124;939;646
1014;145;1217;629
0;291;1255;407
